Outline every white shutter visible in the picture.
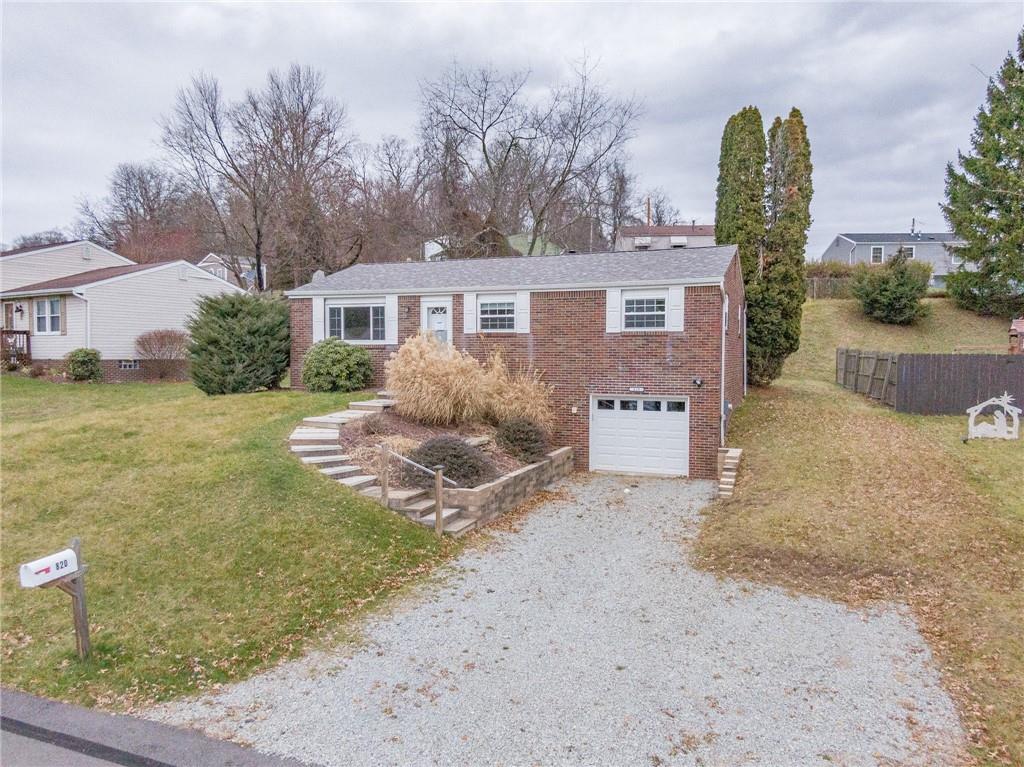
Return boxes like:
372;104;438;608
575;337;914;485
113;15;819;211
605;288;621;333
312;297;325;342
385;294;399;345
515;291;531;333
668;286;684;331
463;293;477;334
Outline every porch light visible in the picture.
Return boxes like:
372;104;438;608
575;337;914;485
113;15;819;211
692;377;704;388
14;304;24;317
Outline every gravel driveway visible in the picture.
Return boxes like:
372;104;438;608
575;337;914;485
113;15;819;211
149;475;964;766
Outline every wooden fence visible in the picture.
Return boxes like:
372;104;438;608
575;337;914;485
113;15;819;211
836;347;1024;414
806;277;853;299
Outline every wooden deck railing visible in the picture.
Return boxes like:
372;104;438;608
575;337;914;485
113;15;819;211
1;330;31;363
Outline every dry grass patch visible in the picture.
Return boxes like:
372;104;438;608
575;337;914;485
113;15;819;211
696;300;1023;765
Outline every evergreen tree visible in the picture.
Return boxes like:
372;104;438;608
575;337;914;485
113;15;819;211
942;29;1024;318
715;106;813;385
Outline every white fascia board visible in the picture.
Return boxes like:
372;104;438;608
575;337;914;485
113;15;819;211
836;234;857;245
0;241;134;265
285;277;722;299
80;261;245;294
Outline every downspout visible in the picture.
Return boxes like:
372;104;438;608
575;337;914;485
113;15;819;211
720;282;726;447
73;290;90;347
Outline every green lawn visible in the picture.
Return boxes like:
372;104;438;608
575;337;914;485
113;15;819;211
0;378;451;708
696;300;1023;765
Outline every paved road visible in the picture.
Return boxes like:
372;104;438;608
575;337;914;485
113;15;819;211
150;475;966;766
1;688;309;767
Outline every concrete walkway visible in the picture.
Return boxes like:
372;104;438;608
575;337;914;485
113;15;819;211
149;475;965;766
0;688;307;767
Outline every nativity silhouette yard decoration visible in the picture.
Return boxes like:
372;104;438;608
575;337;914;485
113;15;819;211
965;392;1021;441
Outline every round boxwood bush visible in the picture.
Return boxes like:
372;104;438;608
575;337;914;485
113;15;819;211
301;338;374;393
406;436;495;488
65;348;102;382
187;294;290;395
496;418;549;462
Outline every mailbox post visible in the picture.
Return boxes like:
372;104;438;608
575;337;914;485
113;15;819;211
19;538;90;659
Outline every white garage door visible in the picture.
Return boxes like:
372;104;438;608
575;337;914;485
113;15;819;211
589;396;690;476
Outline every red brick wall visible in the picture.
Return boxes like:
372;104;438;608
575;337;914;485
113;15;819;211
289;298;313;387
288;254;745;479
31;359;188;383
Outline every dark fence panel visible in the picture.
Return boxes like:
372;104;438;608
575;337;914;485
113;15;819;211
806;277;853;299
895;353;1024;415
836;348;897;406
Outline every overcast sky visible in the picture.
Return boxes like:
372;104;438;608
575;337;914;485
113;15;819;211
2;1;1021;259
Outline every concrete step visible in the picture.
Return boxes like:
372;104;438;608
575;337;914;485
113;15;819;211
336;475;377;490
301;454;351;467
319;465;362;478
385;488;428;509
289;428;340;445
350;399;397;412
415;507;461;527
376;390;395;399
403;498;436;517
444;516;476;537
302;412;363;428
290;444;342;454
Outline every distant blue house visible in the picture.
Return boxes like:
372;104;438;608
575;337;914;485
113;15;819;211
820;231;966;287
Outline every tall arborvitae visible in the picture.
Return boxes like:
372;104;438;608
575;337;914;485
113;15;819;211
942;29;1024;318
715;106;767;283
716;106;813;385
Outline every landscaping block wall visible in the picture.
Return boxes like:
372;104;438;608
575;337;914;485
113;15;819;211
444;447;573;524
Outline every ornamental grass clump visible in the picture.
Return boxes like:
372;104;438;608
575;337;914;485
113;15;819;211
481;348;555;433
385;332;486;425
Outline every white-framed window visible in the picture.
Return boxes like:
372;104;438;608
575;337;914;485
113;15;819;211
119;360;140;370
898;245;915;259
328;304;385;342
870;246;884;264
478;295;516;332
34;297;61;334
950;250;964;268
622;291;667;330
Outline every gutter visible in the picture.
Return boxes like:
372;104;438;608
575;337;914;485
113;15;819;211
720;280;726;446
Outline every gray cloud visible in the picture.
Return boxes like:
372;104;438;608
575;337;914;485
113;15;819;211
2;1;1020;259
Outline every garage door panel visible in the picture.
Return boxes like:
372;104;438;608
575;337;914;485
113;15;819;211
589;396;689;476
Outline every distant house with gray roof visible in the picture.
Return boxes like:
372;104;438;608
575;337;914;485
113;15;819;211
820;231;966;287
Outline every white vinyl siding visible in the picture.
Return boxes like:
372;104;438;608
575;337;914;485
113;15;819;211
0;242;131;293
81;263;240;358
25;296;87;359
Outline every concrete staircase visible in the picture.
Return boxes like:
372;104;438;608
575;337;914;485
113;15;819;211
289;394;473;536
717;447;742;498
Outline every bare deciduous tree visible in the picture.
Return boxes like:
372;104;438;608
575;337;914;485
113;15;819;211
642;186;681;226
8;229;69;251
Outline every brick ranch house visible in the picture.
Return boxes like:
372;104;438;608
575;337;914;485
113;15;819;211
287;246;746;480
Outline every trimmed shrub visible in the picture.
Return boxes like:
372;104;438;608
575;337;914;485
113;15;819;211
851;255;932;325
301;338;373;393
29;363;47;378
187;294;290;395
386;332;486;425
135;329;189;379
406;436;495;488
481;349;555;432
65;348;102;382
805;261;854;279
496;418;549;463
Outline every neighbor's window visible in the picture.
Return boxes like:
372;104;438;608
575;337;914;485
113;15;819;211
870;246;884;264
119;360;140;370
479;298;515;331
898;245;915;259
328;304;385;342
34;297;60;334
950;251;964;268
623;296;666;329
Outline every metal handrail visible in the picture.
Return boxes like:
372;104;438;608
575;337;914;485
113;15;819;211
384;447;458;487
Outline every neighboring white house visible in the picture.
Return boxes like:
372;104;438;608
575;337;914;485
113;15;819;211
614;225;716;252
1;260;243;380
197;253;268;291
0;240;134;295
819;231;967;287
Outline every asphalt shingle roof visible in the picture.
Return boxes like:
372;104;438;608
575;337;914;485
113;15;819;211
840;232;962;243
288;246;738;296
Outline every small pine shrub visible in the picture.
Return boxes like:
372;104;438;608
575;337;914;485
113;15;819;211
481;349;555;432
65;348;102;382
386;332;486;425
29;363;47;378
851;255;932;325
496;418;549;462
406;436;495;488
187;294;290;395
135;329;189;379
301;338;373;393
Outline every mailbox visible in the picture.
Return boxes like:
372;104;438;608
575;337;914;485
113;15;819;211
20;548;78;588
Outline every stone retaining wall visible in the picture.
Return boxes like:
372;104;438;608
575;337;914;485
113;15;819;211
444;447;573;524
